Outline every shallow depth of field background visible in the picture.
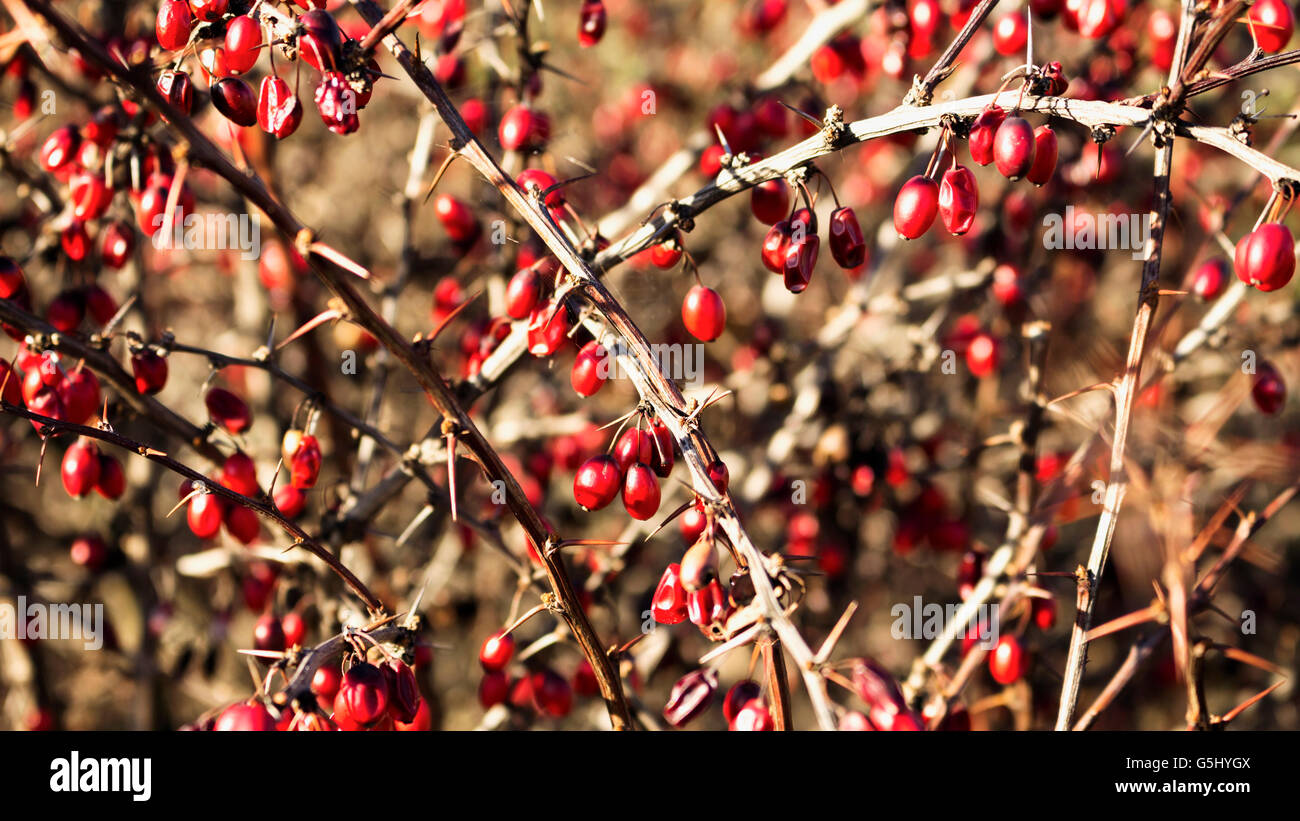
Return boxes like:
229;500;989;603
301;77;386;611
1;0;1298;730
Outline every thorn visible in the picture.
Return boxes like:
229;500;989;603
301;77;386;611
310;242;371;280
428;289;481;343
276;308;344;350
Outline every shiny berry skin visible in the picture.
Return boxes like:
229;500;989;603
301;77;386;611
506;267;543;319
761;220;793;272
622;462;661;520
662;668;718;727
61;439;101;498
94;454;126;500
1249;0;1294;53
70;172;113;221
253;612;285;652
680;503;706;542
681;285;726;342
706;459;729;493
722;679;762;722
937;165;979;236
100;221;134;269
527;305;571;357
223;503;260;544
257;75;303;139
1189;258;1229;301
1234;223;1296;291
70;535;108;571
989;635;1027;684
478;671;510;708
39;125;80;172
1252;361;1286;414
992;12;1028;55
311;664;342;702
968;106;1005;166
131;349;168;395
991;263;1024;307
298;9;343;71
334;663;389;726
571;341;609;397
313;71;359;135
156;0;193;51
966;333;999;378
224;16;263;75
613;428;654;473
828;206;866;269
573;454;622;510
578;0;607;47
187;493;224;539
433;194;479;244
648;419;674;477
60;367;99;425
156;68;193;117
730;698;774;730
1074;0;1126;38
893;175;939;239
839;711;875;730
61;222;90;262
529;669;574;718
220;452;260;497
479;630;515;672
382;659;422;723
190;0;229;22
783;235;819;294
211;77;258;127
993;116;1036;180
205;387;252;434
274;484;306;518
651;563;689;624
650;231;684;269
289;434;323;489
517;168;563;208
281;611;306;647
1025;125;1058;186
498;105;550;152
47;291;85;333
750;179;790;225
213;702;277;731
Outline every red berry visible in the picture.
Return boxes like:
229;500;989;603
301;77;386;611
257;75;303;139
621;462;661;520
570;340;609;397
937;165;979;236
223;504;260;545
573;454;622;510
156;68;193;116
312;664;342;702
39;125;80;172
61;222;90;262
61;439;101;498
289;434;322;489
989;635;1027;684
274;484;306;518
828;206;866;269
1189;258;1229;301
506;267;543;319
298;9;343;71
649;231;684;269
1252;361;1286;414
783;233;819;294
968;105;1006;166
334;663;389;726
680;503;707;542
706;459;729;493
893;175;939;239
0;256;25;298
253;612;285;652
156;0;194;51
313;71;359;135
730;698;774;730
205;387;252;434
662;669;718;727
991;263;1024;307
191;0;229;22
992;12;1028;55
434;194;479;244
527;305;571;357
224;16;263;75
479;630;515;671
213;702;276;731
498;105;551;152
131;349;168;395
1249;0;1294;53
761;220;793;272
1234;223;1295;291
993;116;1036;180
651;563;689;624
517;168;563;208
94;454;126;500
648;419;675;477
281;611;306;647
750;179;790;225
382;659;422;723
1073;0;1126;38
70;172;112;221
220;452;260;497
578;0;607;47
211;77;258;127
681;285;726;342
188;492;224;539
70;535;108;571
966;333;999;378
479;671;510;708
722;679;761;722
1025;125;1058;186
613;428;654;473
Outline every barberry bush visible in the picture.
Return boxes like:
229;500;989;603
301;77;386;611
0;0;1297;731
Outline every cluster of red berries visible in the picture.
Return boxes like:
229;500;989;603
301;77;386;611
660;670;775;730
572;416;676;520
895;102;1059;241
475;630;577;719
